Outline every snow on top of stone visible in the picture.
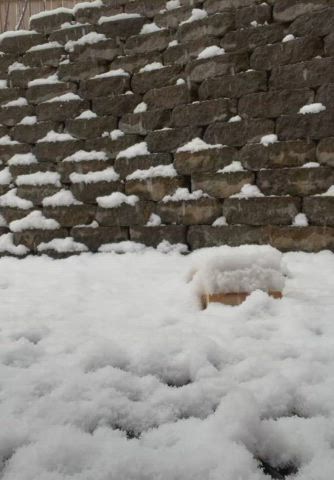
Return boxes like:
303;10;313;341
260;134;278;146
212;216;227;227
292;213;308;227
75;110;97;120
30;8;73;21
218;161;245;173
37;237;88;253
176;78;185;85
133;102;147;114
127;164;177;181
98;13;142;24
0;79;7;89
73;0;103;14
97;192;139;209
157;240;188;254
180;8;208;25
38;131;75;143
0;233;28;255
0;167;12;185
70;167;119;184
299;103;326;115
65;32;107;52
10;211;60;232
140;23;163;34
2;97;28;107
197;46;225;60
8;153;38;165
282;34;295;43
139;62;164;73
42;189;82;207
302;162;320;168
166;0;181;10
8;62;29;73
75;220;98;228
146;213;161;226
63;150;108;162
232;184;264;198
98;240;146;253
0;135;19;145
92;68;129;79
110;129;125;141
18;116;37;125
45;92;81;103
163;188;209;202
28;74;61;87
189;245;284;295
0;30;38;41
0;213;7;226
117;142;149;159
177;137;223;153
28;41;62;52
318;185;334;196
169;40;178;47
228;115;242;123
16;171;61;187
0;188;33;209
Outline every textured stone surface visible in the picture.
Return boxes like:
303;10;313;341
192;171;255;198
13;228;68;251
34;140;84;162
36;98;89;122
172;98;235;127
199;71;267;100
221;24;284;52
268;226;334;252
125;176;186;201
70;181;124;204
273;0;330;22
43;205;96;227
130;226;187;247
277;113;334;141
187;225;269;249
174;147;238;175
115;153;172;178
205;119;274;147
12;121;60;144
270;57;334;90
158;198;222;225
144;84;191;110
16;185;61;206
119;110;171;135
303;197;334;226
316;138;334;167
96;202;153;226
186;52;249;83
71;226;129;251
131;65;183;94
223;197;301;226
66;116;117;140
26;82;76;105
146;127;202;153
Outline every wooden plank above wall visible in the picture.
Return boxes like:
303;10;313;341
0;0;92;32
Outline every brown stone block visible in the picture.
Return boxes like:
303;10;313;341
131;65;183;94
92;92;141;117
303;197;334;226
58;159;114;183
130;225;187;247
236;3;272;28
71;226;129;251
119;110;171;135
178;11;235;43
0;143;30;162
240;141;316;170
273;0;329;22
16;185;61;206
86;135;141;160
221;24;284;52
0;105;35;127
192;171;255;198
268;226;334;252
223;197;301;225
43;205;96;227
96;201;153;226
158;197;222;225
111;51;162;74
34;140;84;162
13;228;68;251
80;74;130;99
174;147;238;175
49;24;94;44
172;98;235;127
187;225;269;249
1;207;33;223
115;153;172;178
70;181;124;204
316;138;334;167
146;127;202;153
26;82;76;105
9;66;54;89
144;84;191;110
0;31;46;55
125;176;186;201
186;52;249;83
204;119;274;147
276;113;334;141
37;98;89;122
12;121;60;144
66;116;117;140
22;45;64;68
58;61;107;82
270;57;334;90
199;70;267;100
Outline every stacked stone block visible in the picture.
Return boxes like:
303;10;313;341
0;0;333;257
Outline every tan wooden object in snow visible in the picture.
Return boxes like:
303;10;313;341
201;290;283;309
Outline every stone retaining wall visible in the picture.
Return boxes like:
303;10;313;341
0;0;334;257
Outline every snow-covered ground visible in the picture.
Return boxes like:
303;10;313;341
1;249;334;480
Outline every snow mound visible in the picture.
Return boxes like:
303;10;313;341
197;46;225;60
218;161;245;173
292;213;308;227
133;102;147;114
126;164;177;181
63;150;108;163
189;245;284;295
38;131;75;143
163;188;208;202
212;216;227;227
177;138;222;153
260;134;278;146
146;213;162;226
65;32;106;52
97;192;139;208
299;103;326;115
232;184;264;198
92;69;129;79
140;23;162;34
139;62;164;73
42;189;82;207
157;240;188;254
70;167;119;184
38;237;88;253
117;142;149;159
10;211;60;232
28;74;60;86
0;233;28;255
75;110;97;120
98;13;141;24
0;188;33;209
180;8;208;25
99;240;146;253
16;171;61;187
0;167;12;185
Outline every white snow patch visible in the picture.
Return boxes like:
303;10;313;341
0;233;28;255
0;79;7;89
260;134;278;146
8;62;28;73
63;150;108;163
176;78;185;85
292;213;309;227
18;116;37;125
42;189;82;207
99;240;146;253
38;131;74;143
169;40;178;47
8;153;37;165
75;110;97;120
27;41;62;52
117;142;149;159
140;23;162;34
318;185;334;196
92;68;129;79
0;188;33;209
70;167;119;184
197;45;225;60
73;0;103;14
218;161;245;173
9;211;60;232
98;13;141;24
166;0;181;10
139;62;164;73
127;164;177;181
38;237;88;253
177;137;222;153
97;192;139;208
30;7;72;21
0;135;19;145
282;34;295;42
157;240;188;254
212;216;228;227
228;115;242;123
163;188;208;202
45;92;81;103
65;32;106;52
0;213;7;226
28;74;60;86
299;103;326;115
302;162;320;168
146;213;162;226
16;171;61;187
232;184;264;198
180;8;208;25
133;102;147;114
2;97;28;107
110;129;124;141
0;167;12;185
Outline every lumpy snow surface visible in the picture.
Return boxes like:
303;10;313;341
0;249;334;480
